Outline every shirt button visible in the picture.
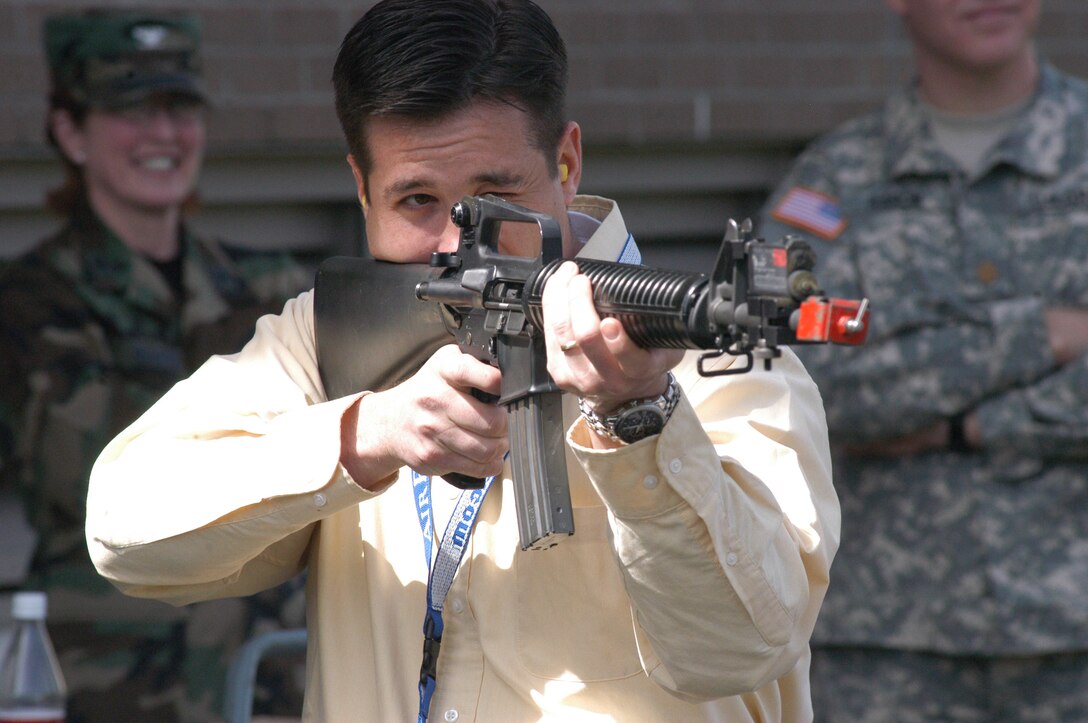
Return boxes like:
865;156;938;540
669;458;683;474
444;710;459;722
450;598;464;614
643;475;659;489
312;492;328;508
726;552;739;566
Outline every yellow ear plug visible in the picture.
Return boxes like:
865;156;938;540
560;163;569;183
361;196;369;211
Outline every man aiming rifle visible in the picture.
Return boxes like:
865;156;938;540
316;194;866;552
87;1;844;720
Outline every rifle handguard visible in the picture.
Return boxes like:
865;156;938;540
524;259;715;350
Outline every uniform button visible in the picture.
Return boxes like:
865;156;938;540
444;710;459;722
450;598;464;614
726;552;739;566
312;492;328;508
976;261;999;284
643;475;659;489
669;458;683;474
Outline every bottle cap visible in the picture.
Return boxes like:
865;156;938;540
11;591;48;621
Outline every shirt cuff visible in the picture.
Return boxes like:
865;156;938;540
567;394;712;519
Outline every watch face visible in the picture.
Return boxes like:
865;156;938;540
614;406;666;444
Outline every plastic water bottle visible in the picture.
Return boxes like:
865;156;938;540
0;592;67;723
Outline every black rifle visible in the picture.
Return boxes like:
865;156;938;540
314;195;868;551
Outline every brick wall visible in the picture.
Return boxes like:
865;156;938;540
2;1;1087;263
0;0;909;151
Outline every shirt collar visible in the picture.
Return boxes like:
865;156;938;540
75;202;194;315
568;195;637;262
885;61;1071;181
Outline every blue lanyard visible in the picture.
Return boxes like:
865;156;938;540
412;470;494;722
616;232;640;265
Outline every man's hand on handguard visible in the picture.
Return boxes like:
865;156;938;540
542;261;685;448
340;345;509;489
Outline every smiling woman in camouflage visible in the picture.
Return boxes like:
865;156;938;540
0;9;308;722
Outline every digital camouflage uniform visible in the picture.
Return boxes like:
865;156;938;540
0;202;311;723
760;62;1088;722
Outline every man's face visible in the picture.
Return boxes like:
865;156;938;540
887;0;1040;72
350;101;581;263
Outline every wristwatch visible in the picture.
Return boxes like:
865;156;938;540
578;373;681;444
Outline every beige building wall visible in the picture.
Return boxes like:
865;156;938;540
2;1;1086;269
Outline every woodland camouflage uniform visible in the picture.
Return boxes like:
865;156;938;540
0;10;313;720
0;202;310;722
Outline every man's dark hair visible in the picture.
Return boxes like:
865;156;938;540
332;0;568;189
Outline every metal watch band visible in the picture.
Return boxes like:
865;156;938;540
578;372;681;443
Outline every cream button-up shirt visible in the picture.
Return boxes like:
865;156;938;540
87;197;838;722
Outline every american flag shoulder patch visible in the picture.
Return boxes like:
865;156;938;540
771;186;847;241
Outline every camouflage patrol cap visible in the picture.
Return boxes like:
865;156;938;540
44;9;207;109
